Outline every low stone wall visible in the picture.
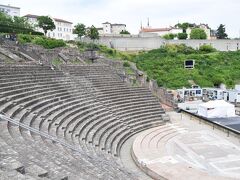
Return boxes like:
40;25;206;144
82;36;240;52
168;39;240;51
82;36;165;51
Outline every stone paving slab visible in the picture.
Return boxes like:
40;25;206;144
132;111;240;180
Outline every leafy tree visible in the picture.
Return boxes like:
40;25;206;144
86;25;99;62
120;30;130;35
216;24;228;39
180;22;189;33
175;22;196;33
37;16;56;35
0;12;13;25
0;12;36;33
13;16;32;29
190;28;207;39
86;25;99;41
73;23;86;39
177;33;188;39
162;33;176;40
175;22;191;33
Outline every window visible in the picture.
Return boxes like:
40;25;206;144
196;90;202;95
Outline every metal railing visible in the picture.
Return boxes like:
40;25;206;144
180;110;240;137
0;113;83;154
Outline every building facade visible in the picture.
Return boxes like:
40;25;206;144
99;22;126;35
0;4;20;17
24;14;74;41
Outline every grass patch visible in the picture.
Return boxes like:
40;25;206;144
69;59;83;64
134;44;240;89
125;67;135;75
52;58;63;66
76;42;137;61
17;34;66;49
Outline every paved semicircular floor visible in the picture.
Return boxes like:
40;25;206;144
132;112;240;180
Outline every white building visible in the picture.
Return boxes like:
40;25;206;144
0;4;20;17
99;22;127;35
24;14;74;41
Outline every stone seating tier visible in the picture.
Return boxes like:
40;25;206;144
0;64;166;179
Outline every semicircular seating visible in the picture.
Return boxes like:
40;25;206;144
0;64;167;179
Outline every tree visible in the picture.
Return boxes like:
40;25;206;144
0;11;13;25
37;16;55;35
177;33;188;39
13;16;33;29
73;23;86;39
0;12;36;33
120;30;130;35
216;24;228;39
175;22;190;33
175;22;196;33
190;28;207;39
86;25;99;41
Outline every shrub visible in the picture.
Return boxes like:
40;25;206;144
86;42;99;50
162;33;176;40
52;58;63;66
33;37;66;49
17;34;34;43
146;76;150;82
31;31;44;36
199;45;216;53
16;34;66;49
177;33;188;40
190;28;207;39
123;61;130;67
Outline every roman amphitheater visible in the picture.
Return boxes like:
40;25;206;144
0;39;240;180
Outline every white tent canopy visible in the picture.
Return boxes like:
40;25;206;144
198;100;236;118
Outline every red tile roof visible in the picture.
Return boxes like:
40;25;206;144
140;28;171;33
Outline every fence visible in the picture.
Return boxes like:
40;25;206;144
0;113;83;153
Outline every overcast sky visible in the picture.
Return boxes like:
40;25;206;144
2;0;240;38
